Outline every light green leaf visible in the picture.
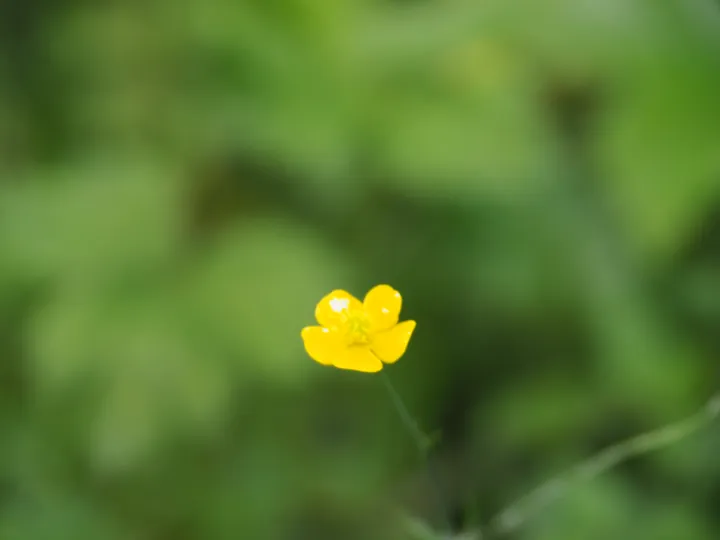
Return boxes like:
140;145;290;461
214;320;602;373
188;216;352;384
0;160;182;283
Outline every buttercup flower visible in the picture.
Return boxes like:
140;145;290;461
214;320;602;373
301;285;416;373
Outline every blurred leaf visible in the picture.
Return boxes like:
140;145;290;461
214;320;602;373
28;284;233;473
529;475;715;540
0;160;183;284
527;476;636;540
485;376;600;451
599;56;720;258
0;491;124;540
187;216;353;385
372;41;557;201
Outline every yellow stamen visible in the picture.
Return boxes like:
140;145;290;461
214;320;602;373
343;311;371;345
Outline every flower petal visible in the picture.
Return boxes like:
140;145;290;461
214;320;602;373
301;326;343;366
333;345;383;373
363;284;402;332
315;290;363;329
371;320;416;364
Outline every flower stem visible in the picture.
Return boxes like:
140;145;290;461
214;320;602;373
489;393;720;537
380;372;453;535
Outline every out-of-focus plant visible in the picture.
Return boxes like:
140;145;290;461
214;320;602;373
301;288;720;539
2;0;720;539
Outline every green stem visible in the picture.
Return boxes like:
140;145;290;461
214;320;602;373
381;372;432;453
381;372;453;535
489;393;720;537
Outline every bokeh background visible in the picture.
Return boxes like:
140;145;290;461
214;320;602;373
2;1;720;539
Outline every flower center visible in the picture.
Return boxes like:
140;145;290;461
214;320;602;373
342;310;371;345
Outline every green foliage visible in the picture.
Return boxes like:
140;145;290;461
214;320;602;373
1;0;719;539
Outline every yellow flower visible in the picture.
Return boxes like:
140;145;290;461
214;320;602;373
301;285;416;373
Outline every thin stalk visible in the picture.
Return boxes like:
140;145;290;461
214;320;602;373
489;393;720;538
381;372;454;536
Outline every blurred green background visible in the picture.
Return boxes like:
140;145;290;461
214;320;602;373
1;1;720;539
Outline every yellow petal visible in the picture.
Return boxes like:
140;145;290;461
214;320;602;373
363;284;402;332
315;290;363;329
301;326;344;366
333;345;383;373
371;320;416;364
